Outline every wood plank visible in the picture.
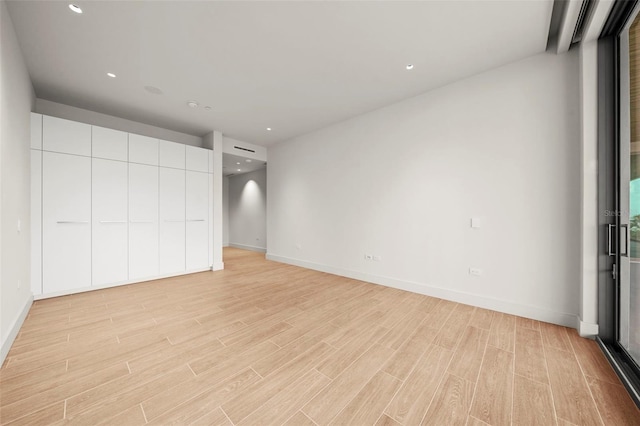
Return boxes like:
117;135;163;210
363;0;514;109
0;401;65;426
470;308;494;330
432;304;475;350
190;408;233;426
469;345;513;426
514;326;549;384
143;340;279;420
0;363;130;424
382;321;438;381
330;371;401;426
540;322;572;352
512;374;556;425
384;344;453;425
516;316;540;331
238;369;330;426
447;326;489;383
487;313;515;353
422;373;474;426
587;375;640;425
566;330;621;385
302;344;394;425
223;342;336;424
545;346;602;425
283;411;317;426
146;368;262;425
374;414;402;426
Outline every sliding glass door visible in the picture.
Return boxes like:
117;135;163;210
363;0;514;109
620;12;640;366
597;0;640;404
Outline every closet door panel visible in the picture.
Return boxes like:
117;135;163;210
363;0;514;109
159;167;186;274
129;163;159;280
31;113;42;149
43;116;91;156
42;152;91;293
186;171;209;270
31;149;42;295
129;134;158;166
186;146;209;172
92;126;128;161
93;158;128;286
159;140;185;169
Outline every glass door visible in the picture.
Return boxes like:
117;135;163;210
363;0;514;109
620;10;640;365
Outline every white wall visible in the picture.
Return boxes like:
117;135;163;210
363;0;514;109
36;99;203;147
228;168;267;252
267;51;581;327
223;176;230;247
1;1;35;362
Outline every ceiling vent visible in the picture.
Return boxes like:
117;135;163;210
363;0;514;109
233;145;255;153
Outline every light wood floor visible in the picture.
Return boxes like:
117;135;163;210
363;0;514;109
1;248;639;425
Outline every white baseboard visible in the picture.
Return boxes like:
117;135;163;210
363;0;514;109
212;262;225;271
266;253;578;329
33;268;212;301
578;320;599;338
1;294;33;366
229;243;266;253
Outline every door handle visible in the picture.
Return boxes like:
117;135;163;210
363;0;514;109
608;224;616;256
621;224;629;257
57;221;89;224
187;219;205;222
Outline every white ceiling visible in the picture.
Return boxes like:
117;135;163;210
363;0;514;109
7;1;553;147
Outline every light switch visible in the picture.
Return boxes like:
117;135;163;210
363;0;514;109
471;217;481;229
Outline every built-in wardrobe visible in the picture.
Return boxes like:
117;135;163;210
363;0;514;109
30;113;214;298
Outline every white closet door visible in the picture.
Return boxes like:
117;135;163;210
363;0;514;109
93;158;128;286
31;149;42;295
208;170;214;267
92;126;128;161
43;116;91;156
159;167;185;274
129;163;159;280
129;134;158;166
159;140;185;169
31;113;42;149
42;152;91;293
186;171;209;270
186;146;209;172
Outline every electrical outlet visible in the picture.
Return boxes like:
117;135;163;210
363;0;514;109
373;255;381;261
365;254;373;260
469;267;483;276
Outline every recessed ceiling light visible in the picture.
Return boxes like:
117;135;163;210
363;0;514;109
107;72;116;78
406;64;414;70
204;106;212;110
245;159;252;163
236;162;240;165
237;169;241;172
187;101;198;108
69;4;82;14
266;127;272;131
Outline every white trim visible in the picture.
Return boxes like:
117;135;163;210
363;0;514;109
34;268;211;301
266;253;578;328
1;295;33;366
229;243;266;253
212;261;224;271
579;320;599;337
